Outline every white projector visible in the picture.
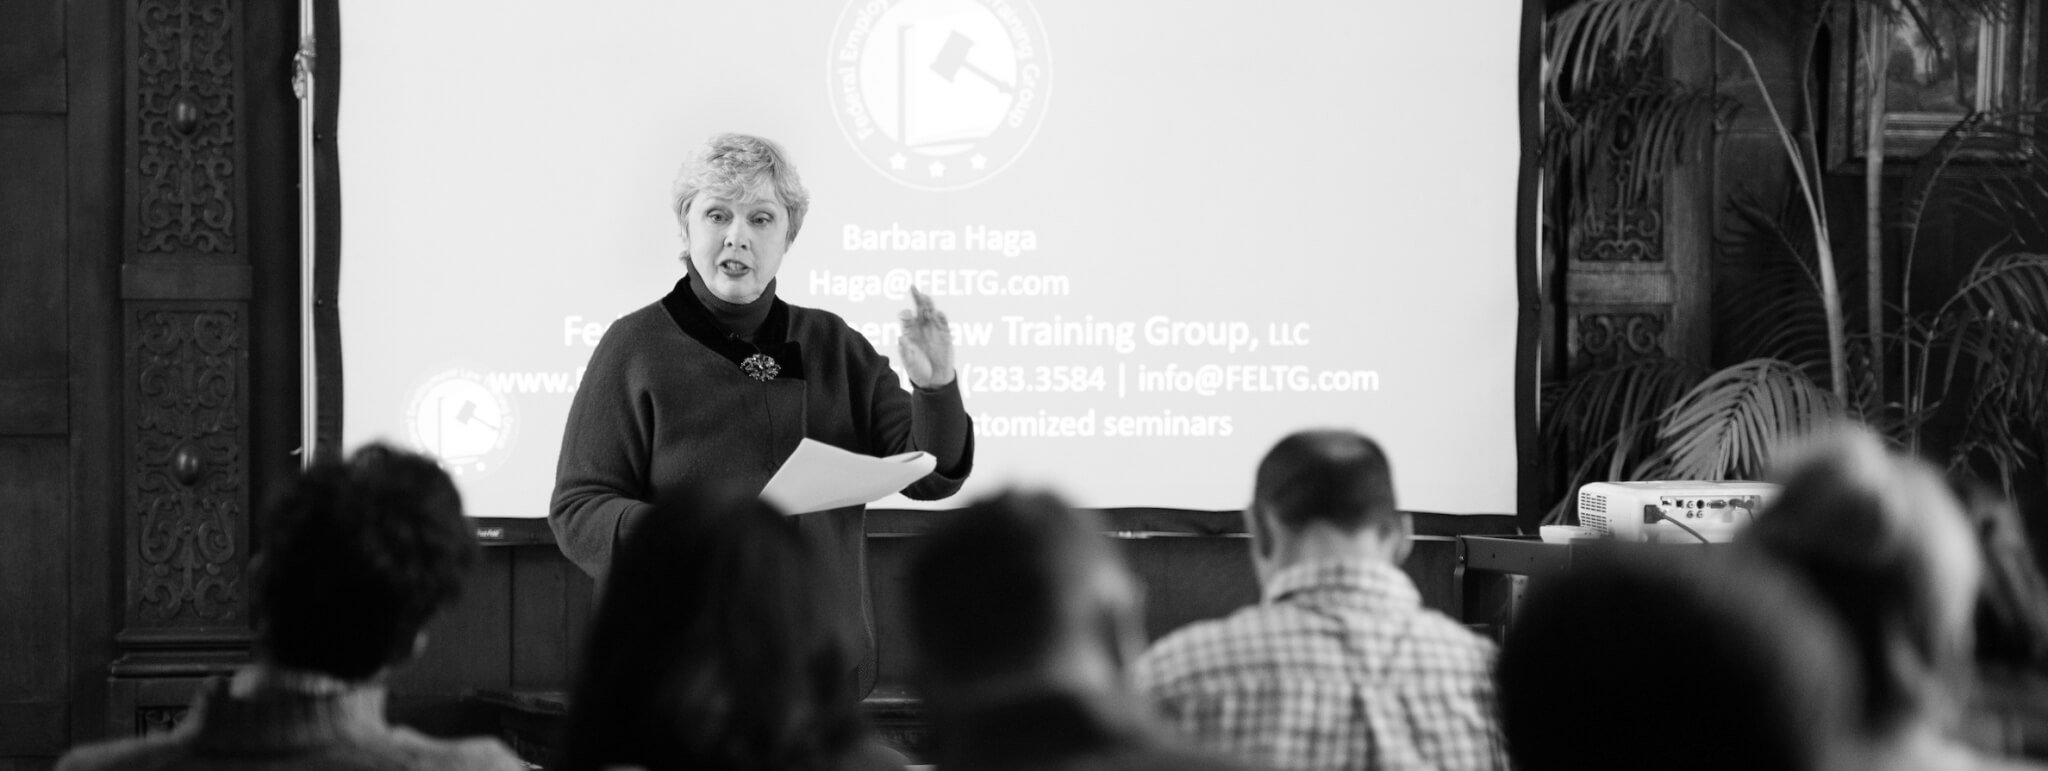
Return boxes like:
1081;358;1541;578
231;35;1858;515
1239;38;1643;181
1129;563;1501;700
1576;481;1779;543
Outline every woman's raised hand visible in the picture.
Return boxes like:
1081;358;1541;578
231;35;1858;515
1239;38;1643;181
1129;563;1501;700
897;286;955;388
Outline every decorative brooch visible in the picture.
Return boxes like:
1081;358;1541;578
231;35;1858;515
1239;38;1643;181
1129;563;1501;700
741;353;781;382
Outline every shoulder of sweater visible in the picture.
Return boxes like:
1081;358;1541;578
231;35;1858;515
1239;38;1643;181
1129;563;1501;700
785;302;879;352
55;735;187;771
378;728;526;770
584;301;690;370
602;301;676;341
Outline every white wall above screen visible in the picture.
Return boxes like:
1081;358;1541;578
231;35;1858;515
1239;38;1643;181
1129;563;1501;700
340;0;1522;517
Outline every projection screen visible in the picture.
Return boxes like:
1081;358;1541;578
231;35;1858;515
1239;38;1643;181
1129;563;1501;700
339;0;1525;517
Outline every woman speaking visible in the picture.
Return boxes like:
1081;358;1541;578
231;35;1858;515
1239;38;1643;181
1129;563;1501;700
550;133;974;692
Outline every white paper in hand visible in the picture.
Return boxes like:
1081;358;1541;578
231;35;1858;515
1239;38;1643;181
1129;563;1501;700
760;438;937;515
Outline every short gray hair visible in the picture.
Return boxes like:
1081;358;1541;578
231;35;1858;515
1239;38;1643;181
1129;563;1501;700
670;133;811;244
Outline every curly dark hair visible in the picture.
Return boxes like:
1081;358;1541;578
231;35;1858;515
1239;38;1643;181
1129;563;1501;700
554;484;869;771
256;443;478;680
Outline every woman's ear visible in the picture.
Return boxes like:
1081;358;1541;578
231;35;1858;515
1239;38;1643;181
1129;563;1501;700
675;201;694;262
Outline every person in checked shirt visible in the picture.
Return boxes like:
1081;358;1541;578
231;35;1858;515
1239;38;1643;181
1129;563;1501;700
1132;429;1509;771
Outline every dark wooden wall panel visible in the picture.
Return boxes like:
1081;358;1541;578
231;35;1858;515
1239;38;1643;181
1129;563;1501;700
867;535;920;689
0;115;67;380
1123;536;1261;643
0;439;70;756
0;381;66;436
508;548;594;692
0;1;77;761
62;0;121;752
0;0;65;115
393;548;516;696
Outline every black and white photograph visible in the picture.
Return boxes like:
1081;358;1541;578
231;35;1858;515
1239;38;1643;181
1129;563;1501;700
4;0;2048;769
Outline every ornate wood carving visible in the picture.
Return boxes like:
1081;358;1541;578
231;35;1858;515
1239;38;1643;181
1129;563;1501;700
136;706;190;735
1570;149;1665;263
1572;198;1664;262
1573;311;1668;369
135;0;237;255
132;308;246;625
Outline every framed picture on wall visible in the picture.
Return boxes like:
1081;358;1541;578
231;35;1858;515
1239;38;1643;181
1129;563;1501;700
1828;0;2038;170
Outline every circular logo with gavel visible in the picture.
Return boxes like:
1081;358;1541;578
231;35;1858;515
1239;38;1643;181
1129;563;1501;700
404;365;518;479
828;0;1050;191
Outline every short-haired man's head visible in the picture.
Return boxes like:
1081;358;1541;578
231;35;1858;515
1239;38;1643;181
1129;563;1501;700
671;133;810;245
1254;429;1397;532
256;444;477;680
1499;553;1858;771
906;490;1136;688
1740;428;1982;734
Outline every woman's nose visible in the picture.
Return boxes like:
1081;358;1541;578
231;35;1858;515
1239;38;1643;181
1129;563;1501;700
724;224;749;250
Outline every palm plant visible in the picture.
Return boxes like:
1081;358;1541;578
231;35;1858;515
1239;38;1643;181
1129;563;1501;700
1541;0;2046;521
1893;107;2048;492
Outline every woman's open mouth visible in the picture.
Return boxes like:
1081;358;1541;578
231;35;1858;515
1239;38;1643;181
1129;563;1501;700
717;260;751;277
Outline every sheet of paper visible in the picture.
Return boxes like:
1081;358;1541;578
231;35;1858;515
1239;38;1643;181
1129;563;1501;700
760;438;937;515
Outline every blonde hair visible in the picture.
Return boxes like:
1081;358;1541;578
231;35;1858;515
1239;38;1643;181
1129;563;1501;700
1741;426;1982;735
670;133;810;245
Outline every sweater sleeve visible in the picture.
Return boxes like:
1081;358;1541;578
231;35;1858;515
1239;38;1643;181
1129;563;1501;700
911;379;972;478
900;377;974;500
548;322;658;578
852;334;974;501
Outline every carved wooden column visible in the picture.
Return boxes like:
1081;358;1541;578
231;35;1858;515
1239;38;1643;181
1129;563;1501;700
1562;9;1715;374
108;0;256;734
1562;159;1679;372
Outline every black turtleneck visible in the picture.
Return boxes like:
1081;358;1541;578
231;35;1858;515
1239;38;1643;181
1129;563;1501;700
687;270;777;343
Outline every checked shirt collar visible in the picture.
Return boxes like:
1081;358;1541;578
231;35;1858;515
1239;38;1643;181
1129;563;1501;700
1260;558;1420;611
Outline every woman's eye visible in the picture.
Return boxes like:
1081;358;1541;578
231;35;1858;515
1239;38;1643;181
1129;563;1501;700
707;211;728;224
751;215;773;226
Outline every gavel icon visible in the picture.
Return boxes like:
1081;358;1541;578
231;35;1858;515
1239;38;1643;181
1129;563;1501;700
449;399;499;431
929;30;1014;95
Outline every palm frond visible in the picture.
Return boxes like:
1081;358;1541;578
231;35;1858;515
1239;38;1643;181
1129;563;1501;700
1651;359;1846;480
1960;252;2048;327
1921;253;2048;484
1541;0;1736;222
1542;357;1706;460
1546;0;1686;107
1937;107;2048;250
1943;254;2048;419
1540;357;1708;525
1716;194;1834;378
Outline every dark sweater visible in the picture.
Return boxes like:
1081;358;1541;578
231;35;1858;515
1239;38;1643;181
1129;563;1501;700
550;276;973;688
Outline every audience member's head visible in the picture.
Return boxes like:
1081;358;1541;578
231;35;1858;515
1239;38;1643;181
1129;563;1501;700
255;443;477;680
905;489;1145;706
1246;429;1407;580
1498;552;1860;771
1954;479;2048;674
555;486;875;771
1739;428;1984;738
